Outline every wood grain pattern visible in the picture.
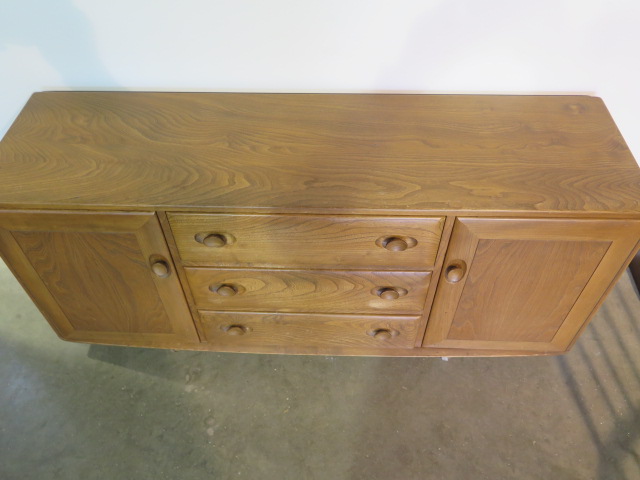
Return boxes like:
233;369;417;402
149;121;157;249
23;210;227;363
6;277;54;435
13;230;173;334
157;210;205;342
1;92;640;358
169;213;443;269
423;217;640;352
199;311;421;349
563;237;640;351
448;239;609;342
0;210;199;344
1;92;638;217
185;268;431;314
414;215;456;346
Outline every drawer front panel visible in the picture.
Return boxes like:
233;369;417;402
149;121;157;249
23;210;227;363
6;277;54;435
185;268;431;314
199;311;420;349
168;214;444;269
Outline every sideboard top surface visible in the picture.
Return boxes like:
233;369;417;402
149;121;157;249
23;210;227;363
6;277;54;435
1;92;638;216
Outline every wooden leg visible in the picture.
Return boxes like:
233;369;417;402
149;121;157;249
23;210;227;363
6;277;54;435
630;251;640;292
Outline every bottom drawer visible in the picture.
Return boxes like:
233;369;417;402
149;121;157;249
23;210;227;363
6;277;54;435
199;311;420;349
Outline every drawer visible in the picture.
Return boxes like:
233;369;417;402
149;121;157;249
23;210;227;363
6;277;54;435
199;311;420;349
185;268;431;314
168;213;444;270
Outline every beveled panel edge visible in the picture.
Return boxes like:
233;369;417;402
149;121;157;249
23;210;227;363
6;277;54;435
560;236;640;352
0;227;75;339
0;208;154;231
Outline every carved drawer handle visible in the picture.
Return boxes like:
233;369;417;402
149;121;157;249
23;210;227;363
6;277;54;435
445;261;467;283
210;283;241;296
203;233;227;247
150;259;170;277
194;232;235;247
367;328;399;340
376;236;418;252
386;237;407;251
222;324;249;336
375;287;408;300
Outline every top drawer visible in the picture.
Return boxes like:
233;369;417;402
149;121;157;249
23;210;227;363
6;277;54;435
168;214;444;270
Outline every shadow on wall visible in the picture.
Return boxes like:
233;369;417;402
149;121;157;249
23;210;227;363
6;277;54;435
0;0;117;87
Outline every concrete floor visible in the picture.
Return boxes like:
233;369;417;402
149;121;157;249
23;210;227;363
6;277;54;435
1;261;639;480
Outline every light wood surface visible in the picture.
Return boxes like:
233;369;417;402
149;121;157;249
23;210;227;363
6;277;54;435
1;93;638;217
449;239;608;341
168;213;443;269
185;268;431;314
413;215;456;347
423;218;640;352
199;311;421;349
0;210;199;344
157;211;205;342
1;92;639;357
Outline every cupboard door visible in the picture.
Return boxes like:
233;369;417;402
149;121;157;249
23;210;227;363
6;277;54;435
423;218;640;353
0;211;199;346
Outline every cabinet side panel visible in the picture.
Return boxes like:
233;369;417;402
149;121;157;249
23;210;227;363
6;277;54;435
12;230;174;334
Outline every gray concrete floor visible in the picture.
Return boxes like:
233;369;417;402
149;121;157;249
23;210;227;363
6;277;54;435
1;260;639;480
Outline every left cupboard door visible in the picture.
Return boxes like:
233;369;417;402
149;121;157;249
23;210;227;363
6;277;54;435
0;211;200;347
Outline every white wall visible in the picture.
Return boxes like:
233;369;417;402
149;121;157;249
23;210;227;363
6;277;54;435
1;0;639;165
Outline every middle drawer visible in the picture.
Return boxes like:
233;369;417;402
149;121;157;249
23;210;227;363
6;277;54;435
185;268;431;314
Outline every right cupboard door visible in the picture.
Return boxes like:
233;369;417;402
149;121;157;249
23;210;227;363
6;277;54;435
423;218;640;353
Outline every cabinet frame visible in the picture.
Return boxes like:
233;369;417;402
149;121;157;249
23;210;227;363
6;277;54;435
0;210;200;346
423;217;640;353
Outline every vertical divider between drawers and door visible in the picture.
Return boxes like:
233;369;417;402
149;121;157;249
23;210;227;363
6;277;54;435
157;211;206;343
415;215;457;347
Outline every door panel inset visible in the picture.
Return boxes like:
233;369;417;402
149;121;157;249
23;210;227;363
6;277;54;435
423;218;640;352
448;239;609;343
0;211;199;346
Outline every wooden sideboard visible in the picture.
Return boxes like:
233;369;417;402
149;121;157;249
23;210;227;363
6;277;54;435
1;92;639;357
